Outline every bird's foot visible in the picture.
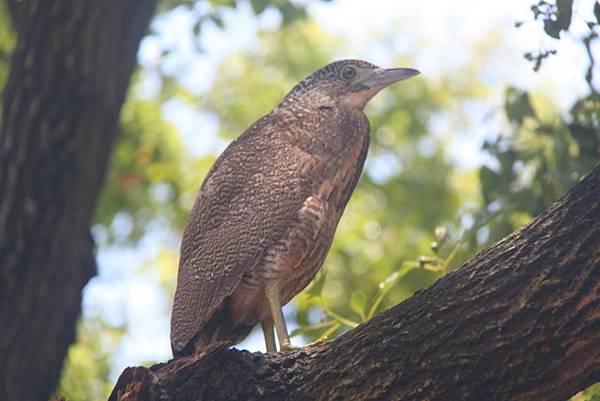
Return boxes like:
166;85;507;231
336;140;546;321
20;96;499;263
279;342;298;352
279;337;325;352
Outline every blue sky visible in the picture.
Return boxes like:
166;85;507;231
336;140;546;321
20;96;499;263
81;0;599;378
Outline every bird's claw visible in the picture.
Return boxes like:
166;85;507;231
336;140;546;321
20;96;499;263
279;342;298;352
279;337;326;352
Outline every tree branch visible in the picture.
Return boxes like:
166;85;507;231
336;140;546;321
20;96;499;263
110;165;600;401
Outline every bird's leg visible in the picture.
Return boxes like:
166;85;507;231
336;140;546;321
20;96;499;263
261;319;277;353
265;281;294;351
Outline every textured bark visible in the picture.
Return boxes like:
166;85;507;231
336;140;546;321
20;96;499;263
0;1;157;401
110;165;600;401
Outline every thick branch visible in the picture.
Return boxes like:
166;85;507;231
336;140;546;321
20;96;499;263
110;165;600;401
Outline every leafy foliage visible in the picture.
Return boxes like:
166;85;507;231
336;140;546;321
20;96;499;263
520;0;598;72
0;0;15;110
55;319;125;401
485;1;600;399
471;88;599;249
292;225;460;340
94;97;188;243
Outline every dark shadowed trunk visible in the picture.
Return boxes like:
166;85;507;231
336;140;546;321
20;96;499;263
0;1;156;400
110;165;600;401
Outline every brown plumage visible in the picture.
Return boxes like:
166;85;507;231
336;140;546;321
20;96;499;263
171;59;419;355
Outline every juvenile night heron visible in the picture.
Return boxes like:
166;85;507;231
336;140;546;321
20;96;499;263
170;59;419;355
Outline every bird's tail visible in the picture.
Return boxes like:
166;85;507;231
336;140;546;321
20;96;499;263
195;341;230;360
172;318;253;361
168;340;232;374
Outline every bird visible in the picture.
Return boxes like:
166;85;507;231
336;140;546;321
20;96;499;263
170;59;419;356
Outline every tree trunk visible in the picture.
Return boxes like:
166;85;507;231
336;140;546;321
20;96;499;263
0;1;157;401
109;165;600;401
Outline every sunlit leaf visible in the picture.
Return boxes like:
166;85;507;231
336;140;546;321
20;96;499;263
306;269;327;298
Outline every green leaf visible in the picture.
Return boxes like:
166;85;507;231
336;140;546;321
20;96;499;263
192;20;202;37
505;87;535;124
350;291;367;320
305;269;327;298
543;20;561;39
556;0;573;31
479;166;501;204
250;0;269;14
210;15;225;28
279;2;308;25
541;0;572;39
208;0;236;8
319;298;359;328
569;124;599;155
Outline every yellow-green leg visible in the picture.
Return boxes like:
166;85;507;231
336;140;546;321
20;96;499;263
265;281;294;351
261;319;277;353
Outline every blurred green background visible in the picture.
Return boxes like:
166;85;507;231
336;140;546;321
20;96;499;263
2;0;597;400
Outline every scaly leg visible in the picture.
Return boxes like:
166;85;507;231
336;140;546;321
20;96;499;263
261;319;277;353
265;281;294;351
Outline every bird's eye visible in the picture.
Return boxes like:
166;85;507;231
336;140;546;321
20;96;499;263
340;65;357;80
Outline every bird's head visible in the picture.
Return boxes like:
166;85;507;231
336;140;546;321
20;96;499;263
280;59;419;111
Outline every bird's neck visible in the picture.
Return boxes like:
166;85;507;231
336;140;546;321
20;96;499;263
270;102;369;157
277;86;336;112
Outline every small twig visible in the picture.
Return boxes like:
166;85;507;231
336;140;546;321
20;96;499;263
583;32;598;93
320;296;359;328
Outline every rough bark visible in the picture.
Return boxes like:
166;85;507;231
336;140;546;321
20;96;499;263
0;1;157;401
110;165;600;401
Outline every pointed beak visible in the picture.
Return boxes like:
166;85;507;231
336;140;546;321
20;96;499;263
360;67;420;89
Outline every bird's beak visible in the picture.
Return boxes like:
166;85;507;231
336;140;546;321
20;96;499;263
359;67;420;89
